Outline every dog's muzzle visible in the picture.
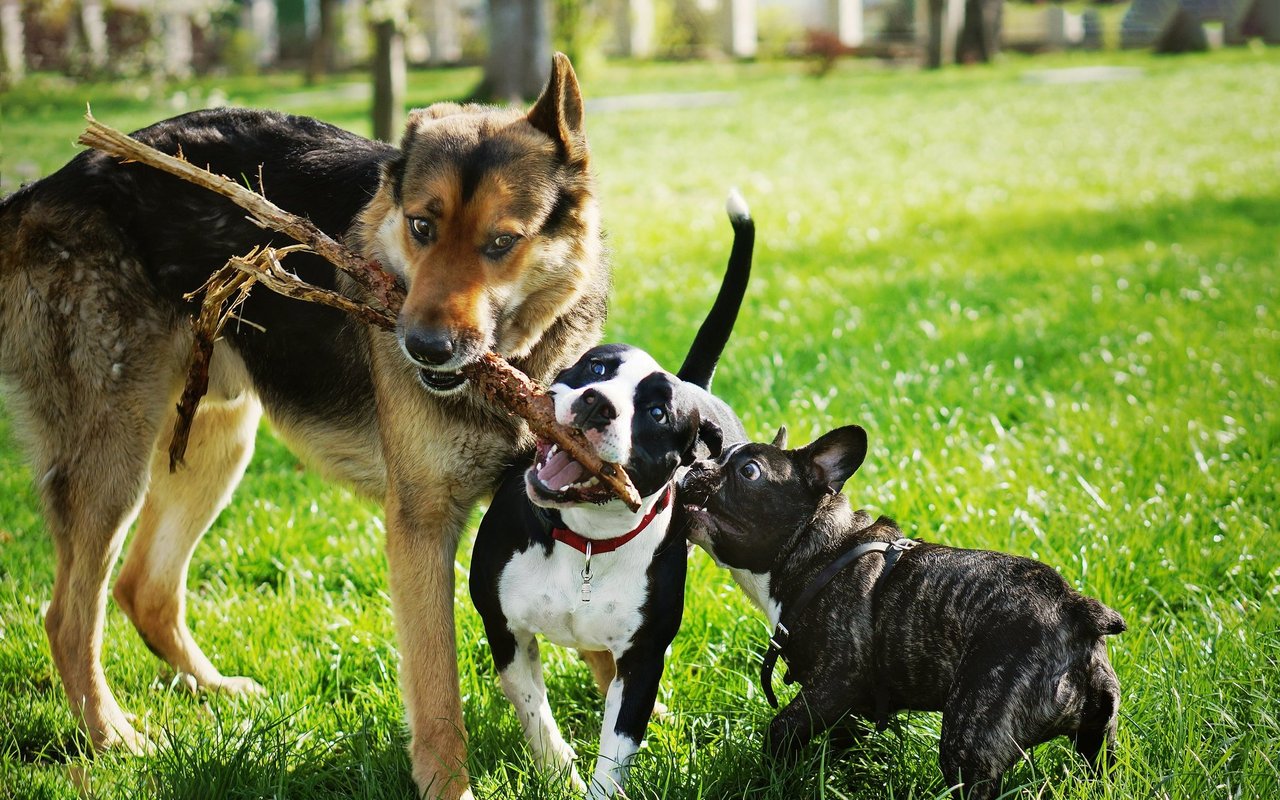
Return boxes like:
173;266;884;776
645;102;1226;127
400;328;472;393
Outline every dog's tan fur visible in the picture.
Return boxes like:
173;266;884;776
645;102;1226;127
0;55;606;798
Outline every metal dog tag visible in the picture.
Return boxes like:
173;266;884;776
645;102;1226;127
580;542;593;603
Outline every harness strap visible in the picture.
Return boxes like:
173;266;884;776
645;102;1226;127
760;537;917;708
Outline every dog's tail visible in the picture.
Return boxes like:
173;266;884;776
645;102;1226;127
1075;595;1127;637
677;188;754;391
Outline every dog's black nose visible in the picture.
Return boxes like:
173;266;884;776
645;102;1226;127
572;389;617;431
404;329;455;366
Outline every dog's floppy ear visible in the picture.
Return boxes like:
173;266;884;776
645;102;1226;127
527;52;585;161
800;425;868;495
771;426;788;449
693;418;724;462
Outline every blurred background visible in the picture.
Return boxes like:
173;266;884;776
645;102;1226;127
1;3;1277;799
1;0;1277;146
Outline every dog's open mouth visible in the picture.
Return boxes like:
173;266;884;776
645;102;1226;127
682;502;715;534
418;369;467;393
526;438;615;505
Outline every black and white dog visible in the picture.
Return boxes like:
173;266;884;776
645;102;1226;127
469;193;752;797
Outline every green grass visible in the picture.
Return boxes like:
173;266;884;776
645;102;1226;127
3;49;1279;799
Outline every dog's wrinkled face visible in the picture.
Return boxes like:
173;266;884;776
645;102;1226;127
680;425;868;573
526;344;712;509
357;55;600;394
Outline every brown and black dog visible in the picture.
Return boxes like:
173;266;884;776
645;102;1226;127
0;55;605;798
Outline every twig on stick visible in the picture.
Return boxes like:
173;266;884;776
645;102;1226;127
168;257;259;470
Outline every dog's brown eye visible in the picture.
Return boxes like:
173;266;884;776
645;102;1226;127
408;217;435;242
740;461;761;480
486;234;519;256
648;406;667;423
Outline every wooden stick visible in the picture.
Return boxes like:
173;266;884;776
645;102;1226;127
77;112;404;314
461;354;643;509
79;116;642;509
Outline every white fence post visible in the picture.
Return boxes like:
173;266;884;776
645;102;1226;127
426;0;462;64
831;0;864;48
0;0;24;81
722;0;757;57
616;0;656;57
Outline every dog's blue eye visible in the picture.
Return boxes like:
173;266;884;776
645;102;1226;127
649;406;667;423
590;361;605;376
740;461;761;480
408;217;435;242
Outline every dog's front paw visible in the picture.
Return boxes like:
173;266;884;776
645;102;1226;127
763;719;804;765
205;674;267;697
170;671;267;697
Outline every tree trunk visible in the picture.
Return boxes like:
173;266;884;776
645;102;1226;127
306;0;340;84
373;19;406;143
482;0;552;102
957;0;1001;63
925;0;945;68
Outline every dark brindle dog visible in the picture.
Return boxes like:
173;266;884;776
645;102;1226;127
681;426;1125;800
0;55;602;799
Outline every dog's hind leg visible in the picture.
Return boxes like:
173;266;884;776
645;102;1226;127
1071;643;1121;770
579;650;671;721
0;227;189;753
42;457;154;754
27;369;174;754
579;649;616;695
113;390;264;695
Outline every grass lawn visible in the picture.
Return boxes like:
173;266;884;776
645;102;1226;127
2;48;1279;799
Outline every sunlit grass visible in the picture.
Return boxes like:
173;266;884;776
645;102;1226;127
2;49;1279;798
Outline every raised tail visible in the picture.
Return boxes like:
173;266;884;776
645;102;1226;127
676;188;754;390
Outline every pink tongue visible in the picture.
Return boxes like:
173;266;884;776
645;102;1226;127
539;449;587;491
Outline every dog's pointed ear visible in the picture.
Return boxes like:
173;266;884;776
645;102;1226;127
800;425;868;495
771;426;788;449
527;52;585;161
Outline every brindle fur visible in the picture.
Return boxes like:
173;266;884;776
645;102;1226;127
0;54;604;800
682;428;1125;800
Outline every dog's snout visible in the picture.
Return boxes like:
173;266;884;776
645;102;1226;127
679;461;717;500
404;328;455;367
572;389;617;431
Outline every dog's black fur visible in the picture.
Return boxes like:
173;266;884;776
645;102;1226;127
681;426;1125;800
4;109;391;424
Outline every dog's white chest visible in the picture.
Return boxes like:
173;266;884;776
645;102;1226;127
498;539;654;653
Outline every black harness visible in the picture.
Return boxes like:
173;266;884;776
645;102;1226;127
760;536;918;710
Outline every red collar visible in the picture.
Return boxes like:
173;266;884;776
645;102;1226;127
550;485;674;555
